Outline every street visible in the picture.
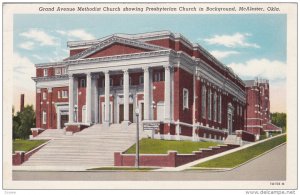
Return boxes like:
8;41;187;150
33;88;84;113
13;144;286;181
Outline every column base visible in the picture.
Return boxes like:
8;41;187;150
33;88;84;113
121;120;131;128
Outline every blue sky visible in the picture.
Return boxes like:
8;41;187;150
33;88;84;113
13;14;287;112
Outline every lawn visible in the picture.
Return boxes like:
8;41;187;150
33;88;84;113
13;139;48;153
194;134;286;168
124;138;219;154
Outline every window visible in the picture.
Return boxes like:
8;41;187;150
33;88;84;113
154;72;160;82
240;106;243;117
62;90;68;98
208;89;212;120
80;79;86;88
237;105;239;116
62;67;67;75
129;77;132;86
201;86;206;119
110;78;113;86
183;88;189;109
55;68;61;75
57;91;61;99
213;93;217;122
218;95;222;123
42;111;47;125
43;69;48;77
43;92;47;100
139;75;144;84
120;77;123;86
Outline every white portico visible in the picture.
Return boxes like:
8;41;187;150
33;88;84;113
66;49;175;128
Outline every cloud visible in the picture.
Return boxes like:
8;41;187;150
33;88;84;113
13;53;36;92
20;29;58;46
227;58;286;81
210;50;240;59
19;41;35;50
56;29;95;40
204;33;260;48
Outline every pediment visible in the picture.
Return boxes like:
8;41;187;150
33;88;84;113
66;36;167;60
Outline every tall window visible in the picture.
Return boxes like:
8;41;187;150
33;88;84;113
218;94;222;123
62;67;67;75
237;105;239;116
120;77;123;86
57;91;61;99
208;89;212;120
110;78;113;86
154;72;160;82
62;90;68;98
213;92;217;122
240;106;243;117
43;92;47;100
42;111;47;125
183;88;189;109
139;75;144;84
55;68;61;75
43;69;48;77
80;79;86;88
201;86;206;119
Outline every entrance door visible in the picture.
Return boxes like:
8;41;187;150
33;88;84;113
119;104;124;123
129;104;133;123
60;115;68;129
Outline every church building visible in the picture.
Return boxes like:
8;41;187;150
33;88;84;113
32;31;247;141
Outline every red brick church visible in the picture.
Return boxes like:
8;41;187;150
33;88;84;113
31;31;280;141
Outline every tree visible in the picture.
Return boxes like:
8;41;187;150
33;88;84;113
12;105;36;140
271;112;286;131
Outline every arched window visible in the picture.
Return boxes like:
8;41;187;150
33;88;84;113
201;85;206;119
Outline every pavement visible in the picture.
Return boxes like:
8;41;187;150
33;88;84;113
12;144;286;181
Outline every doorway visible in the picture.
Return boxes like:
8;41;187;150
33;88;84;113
119;104;133;123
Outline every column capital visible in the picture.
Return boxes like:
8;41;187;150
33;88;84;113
86;72;92;77
68;74;74;79
123;69;129;74
104;70;110;75
47;87;52;93
164;65;174;72
143;67;149;73
36;88;41;93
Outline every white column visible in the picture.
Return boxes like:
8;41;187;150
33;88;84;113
104;71;110;125
86;72;92;124
94;76;99;123
68;74;74;123
123;69;130;124
164;65;171;121
143;67;150;121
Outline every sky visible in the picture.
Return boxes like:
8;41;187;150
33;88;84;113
13;14;287;113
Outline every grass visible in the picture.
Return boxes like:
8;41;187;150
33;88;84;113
124;138;219;154
87;167;156;171
13;139;48;153
194;134;286;168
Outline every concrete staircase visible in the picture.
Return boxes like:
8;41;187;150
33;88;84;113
22;123;147;168
31;129;66;140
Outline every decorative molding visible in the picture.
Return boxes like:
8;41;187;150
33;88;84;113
65;36;168;61
32;75;69;82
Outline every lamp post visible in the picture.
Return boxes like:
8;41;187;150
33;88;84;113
135;107;140;168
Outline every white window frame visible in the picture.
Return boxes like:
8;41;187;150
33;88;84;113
62;90;68;98
42;111;47;125
43;69;48;77
183;88;189;110
57;91;61;99
62;67;67;75
43;92;47;100
201;85;206;119
55;68;62;75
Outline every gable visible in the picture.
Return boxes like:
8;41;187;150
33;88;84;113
85;43;150;58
